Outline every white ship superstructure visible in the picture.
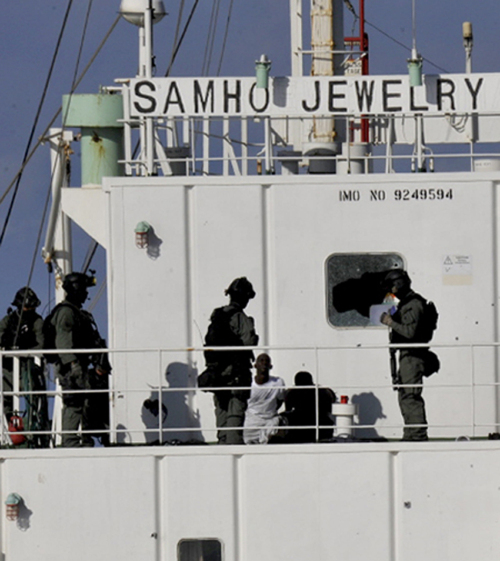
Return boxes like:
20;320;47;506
1;1;500;559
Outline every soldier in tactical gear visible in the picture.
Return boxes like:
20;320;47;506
202;277;259;444
0;287;48;443
50;272;111;447
380;269;437;441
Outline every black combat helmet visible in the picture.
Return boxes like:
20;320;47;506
12;287;41;309
382;269;411;293
224;277;256;299
62;272;96;297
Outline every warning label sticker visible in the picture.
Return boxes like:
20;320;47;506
443;255;472;284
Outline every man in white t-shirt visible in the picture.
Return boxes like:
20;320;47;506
243;353;286;444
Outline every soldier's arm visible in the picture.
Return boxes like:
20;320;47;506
388;300;424;340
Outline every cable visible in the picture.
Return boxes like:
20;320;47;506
202;0;221;76
166;0;185;75
342;0;448;73
0;0;75;251
216;0;234;76
12;0;98;344
70;0;94;92
87;278;106;313
164;0;201;77
364;19;449;74
81;241;99;274
0;14;121;210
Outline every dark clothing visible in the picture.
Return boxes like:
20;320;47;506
204;302;258;444
0;310;48;439
285;386;336;442
213;392;248;445
0;309;44;353
397;354;427;441
390;290;431;441
52;301;110;447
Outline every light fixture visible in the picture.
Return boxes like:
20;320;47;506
5;493;22;521
135;221;151;249
255;54;271;89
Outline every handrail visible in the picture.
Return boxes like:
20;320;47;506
115;110;500;177
0;341;499;447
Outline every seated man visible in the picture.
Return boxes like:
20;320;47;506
243;353;286;444
284;371;336;443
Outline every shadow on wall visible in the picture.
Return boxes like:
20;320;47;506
351;392;387;440
141;361;204;444
147;226;162;260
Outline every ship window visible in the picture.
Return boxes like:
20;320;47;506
178;539;222;561
326;253;405;328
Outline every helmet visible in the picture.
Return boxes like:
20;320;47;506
62;272;96;295
225;277;256;299
12;287;41;309
382;269;411;292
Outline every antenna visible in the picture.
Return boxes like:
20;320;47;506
119;0;167;78
463;21;473;74
407;0;423;87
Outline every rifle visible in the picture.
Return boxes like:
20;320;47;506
390;348;400;390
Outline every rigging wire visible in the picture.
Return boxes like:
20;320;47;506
4;0;76;347
202;0;221;76
81;241;99;274
6;5;119;338
68;0;101;276
216;0;234;76
0;0;75;251
166;0;185;75
0;14;121;210
164;0;201;77
364;19;449;73
70;0;94;94
16;0;97;334
87;277;107;313
343;0;448;73
11;143;60;345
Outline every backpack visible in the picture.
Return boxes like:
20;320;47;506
413;295;440;375
199;305;248;391
415;295;439;342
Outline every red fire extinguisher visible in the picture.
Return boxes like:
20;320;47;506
8;413;26;446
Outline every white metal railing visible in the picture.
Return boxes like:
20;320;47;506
0;342;499;447
118;112;500;178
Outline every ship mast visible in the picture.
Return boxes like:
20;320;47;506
310;0;344;147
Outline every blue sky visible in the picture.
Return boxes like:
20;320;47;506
0;0;498;331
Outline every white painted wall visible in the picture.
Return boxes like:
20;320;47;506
103;172;500;442
2;443;500;561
